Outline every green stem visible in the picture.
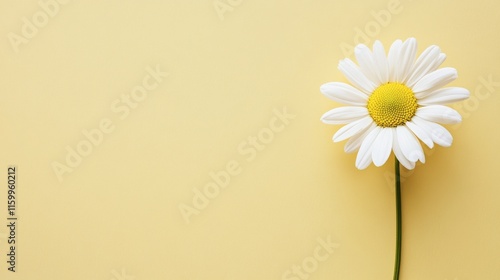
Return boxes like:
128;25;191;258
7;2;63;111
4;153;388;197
393;158;402;280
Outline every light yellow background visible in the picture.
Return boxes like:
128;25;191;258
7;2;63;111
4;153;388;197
1;0;499;279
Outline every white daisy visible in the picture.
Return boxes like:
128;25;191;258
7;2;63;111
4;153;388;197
320;38;469;170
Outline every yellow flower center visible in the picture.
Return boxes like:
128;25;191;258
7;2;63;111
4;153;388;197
367;83;418;127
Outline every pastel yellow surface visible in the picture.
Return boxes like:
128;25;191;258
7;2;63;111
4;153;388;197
1;0;499;279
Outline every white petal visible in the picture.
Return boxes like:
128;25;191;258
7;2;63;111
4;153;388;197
396;126;425;163
338;59;376;94
333;116;373;142
395;38;417;82
372;41;389;83
412;116;453;147
321;107;369;124
405;45;441;87
344;122;376;153
393;128;416;170
418;87;470;105
387;39;403;82
355;126;381;170
413;67;458;98
355;44;383;86
320;82;368;105
372;128;393;167
435;53;447;69
415;105;462;124
406;121;434;149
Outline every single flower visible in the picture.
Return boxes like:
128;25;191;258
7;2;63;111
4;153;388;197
320;38;470;170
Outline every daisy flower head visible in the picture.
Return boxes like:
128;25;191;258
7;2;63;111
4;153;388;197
320;38;469;170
